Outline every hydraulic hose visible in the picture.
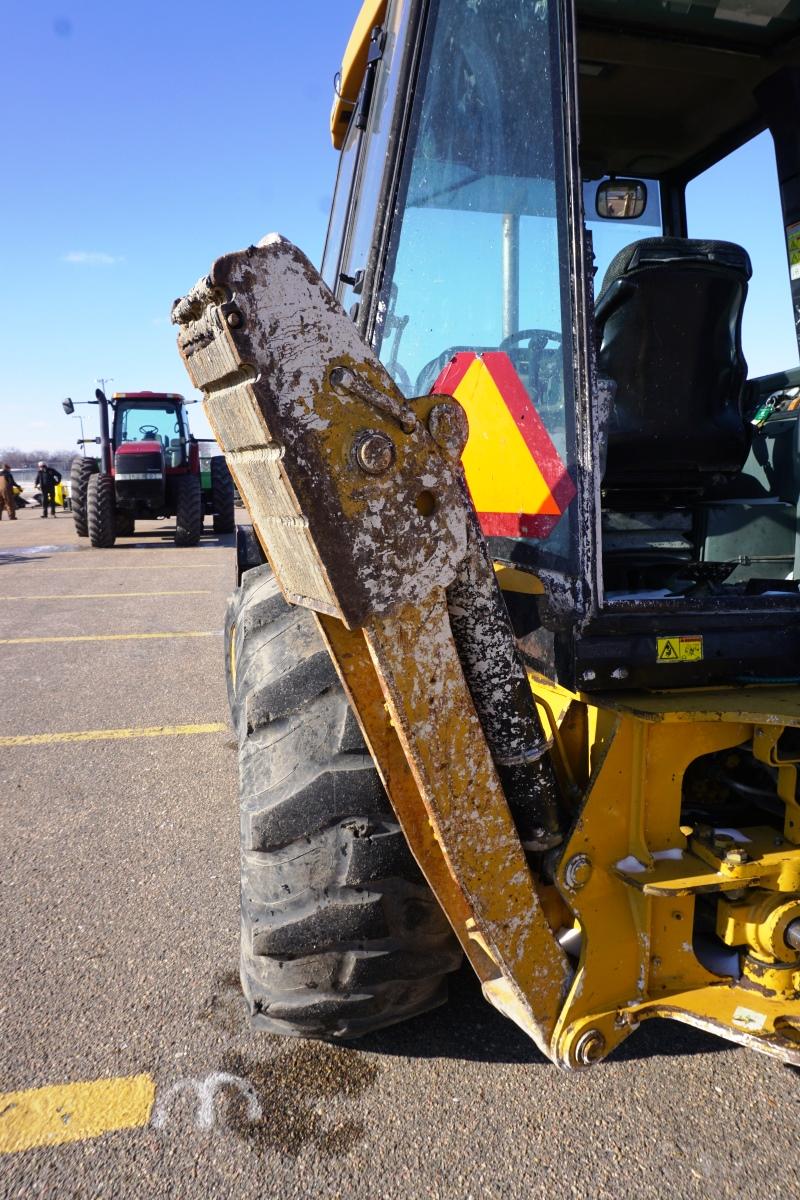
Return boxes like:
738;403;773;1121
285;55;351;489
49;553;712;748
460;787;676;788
446;494;565;850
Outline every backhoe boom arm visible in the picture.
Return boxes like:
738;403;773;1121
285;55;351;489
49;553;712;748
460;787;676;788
172;235;572;1060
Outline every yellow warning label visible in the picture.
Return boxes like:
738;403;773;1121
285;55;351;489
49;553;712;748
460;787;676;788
656;636;703;663
788;221;800;283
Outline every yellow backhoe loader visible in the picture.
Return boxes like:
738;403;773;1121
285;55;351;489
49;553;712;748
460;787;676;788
174;0;800;1069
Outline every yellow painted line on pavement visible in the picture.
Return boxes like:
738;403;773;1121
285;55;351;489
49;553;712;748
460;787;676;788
0;723;227;747
0;630;218;645
0;590;212;600
0;1074;155;1153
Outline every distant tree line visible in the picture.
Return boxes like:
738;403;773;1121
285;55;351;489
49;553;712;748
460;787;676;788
0;447;79;467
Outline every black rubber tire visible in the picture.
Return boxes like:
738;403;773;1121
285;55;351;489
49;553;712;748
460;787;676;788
70;456;98;538
86;473;116;548
174;474;203;546
226;564;462;1039
115;510;135;537
210;456;236;534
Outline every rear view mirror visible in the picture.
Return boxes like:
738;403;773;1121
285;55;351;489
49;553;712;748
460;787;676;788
62;397;74;415
596;178;647;220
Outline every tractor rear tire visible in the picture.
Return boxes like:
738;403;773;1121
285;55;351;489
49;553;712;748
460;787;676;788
226;564;462;1039
174;475;203;546
210;456;236;534
86;473;116;548
70;456;98;538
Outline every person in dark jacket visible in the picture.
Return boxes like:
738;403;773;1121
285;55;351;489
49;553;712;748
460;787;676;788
35;461;62;518
0;464;17;520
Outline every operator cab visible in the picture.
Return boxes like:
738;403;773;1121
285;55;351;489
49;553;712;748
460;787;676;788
324;0;800;690
577;3;800;623
113;392;191;468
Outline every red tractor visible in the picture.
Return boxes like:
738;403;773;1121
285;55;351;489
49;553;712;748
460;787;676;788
64;389;235;548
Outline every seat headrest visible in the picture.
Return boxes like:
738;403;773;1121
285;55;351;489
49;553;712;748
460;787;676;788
599;237;752;299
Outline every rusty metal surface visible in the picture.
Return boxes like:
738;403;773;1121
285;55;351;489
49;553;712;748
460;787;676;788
315;611;494;978
173;235;571;1060
363;591;571;1052
173;237;466;629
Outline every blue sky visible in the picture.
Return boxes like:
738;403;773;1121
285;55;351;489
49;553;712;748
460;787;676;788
1;2;797;454
0;2;362;451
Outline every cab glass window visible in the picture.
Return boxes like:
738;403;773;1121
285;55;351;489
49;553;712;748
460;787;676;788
373;0;579;569
686;131;799;376
116;404;183;449
321;114;360;288
336;0;413;319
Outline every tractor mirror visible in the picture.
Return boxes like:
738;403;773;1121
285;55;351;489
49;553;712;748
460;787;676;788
62;397;74;415
596;178;647;220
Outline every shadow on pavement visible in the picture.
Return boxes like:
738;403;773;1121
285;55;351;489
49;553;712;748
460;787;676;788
359;962;729;1066
0;551;54;565
103;530;237;550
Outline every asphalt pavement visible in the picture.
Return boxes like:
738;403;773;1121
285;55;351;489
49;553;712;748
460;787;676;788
1;505;798;1199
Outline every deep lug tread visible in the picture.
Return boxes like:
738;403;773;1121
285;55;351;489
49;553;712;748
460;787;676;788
241;754;388;852
70;456;98;538
86;473;116;548
228;562;461;1039
174;474;203;546
210;456;236;533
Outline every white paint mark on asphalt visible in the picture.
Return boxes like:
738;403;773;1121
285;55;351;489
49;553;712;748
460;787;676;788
151;1073;262;1130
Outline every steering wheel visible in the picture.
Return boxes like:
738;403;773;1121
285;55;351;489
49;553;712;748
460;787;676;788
139;425;160;439
499;328;562;353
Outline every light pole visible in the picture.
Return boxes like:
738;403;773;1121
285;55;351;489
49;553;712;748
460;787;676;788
96;376;114;397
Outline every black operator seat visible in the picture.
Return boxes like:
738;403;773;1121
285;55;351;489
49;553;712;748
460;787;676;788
596;237;753;493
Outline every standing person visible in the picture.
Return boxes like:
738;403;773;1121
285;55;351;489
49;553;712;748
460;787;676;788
0;464;17;520
35;461;62;518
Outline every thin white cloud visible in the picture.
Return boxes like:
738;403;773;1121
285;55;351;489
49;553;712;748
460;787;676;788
61;251;123;265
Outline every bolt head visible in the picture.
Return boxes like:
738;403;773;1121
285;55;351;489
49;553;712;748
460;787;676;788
226;310;242;328
564;854;592;891
329;366;350;390
574;1029;606;1066
427;400;469;457
724;847;749;866
354;430;395;475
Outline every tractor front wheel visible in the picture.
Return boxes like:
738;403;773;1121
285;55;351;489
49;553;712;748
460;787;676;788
210;456;235;534
70;456;98;538
226;564;462;1039
86;473;116;548
174;474;203;546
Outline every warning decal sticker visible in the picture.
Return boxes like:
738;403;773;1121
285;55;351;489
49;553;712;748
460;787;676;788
656;636;703;663
433;351;576;539
788;221;800;283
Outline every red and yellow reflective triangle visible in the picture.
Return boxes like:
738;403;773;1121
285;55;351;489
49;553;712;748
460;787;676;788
433;351;576;539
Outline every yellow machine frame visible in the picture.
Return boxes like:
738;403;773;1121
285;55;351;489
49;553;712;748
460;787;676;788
174;237;800;1069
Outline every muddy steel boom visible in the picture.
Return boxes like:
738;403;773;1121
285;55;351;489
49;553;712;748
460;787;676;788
175;0;800;1068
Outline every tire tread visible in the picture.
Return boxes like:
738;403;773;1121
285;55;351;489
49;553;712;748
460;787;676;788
86;473;116;548
227;563;461;1039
